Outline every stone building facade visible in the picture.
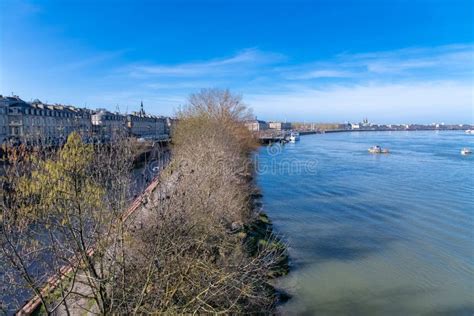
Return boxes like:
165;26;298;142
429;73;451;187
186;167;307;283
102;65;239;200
268;121;292;130
245;119;269;132
0;101;7;144
0;96;93;144
0;96;171;144
91;109;126;138
126;102;167;139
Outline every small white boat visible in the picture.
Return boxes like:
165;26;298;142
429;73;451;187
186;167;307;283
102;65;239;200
461;148;472;155
465;130;474;135
368;145;389;154
288;132;300;142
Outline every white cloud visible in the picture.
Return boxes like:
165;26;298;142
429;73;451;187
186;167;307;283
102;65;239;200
129;48;285;78
30;44;471;122
282;43;474;80
288;70;354;80
145;81;214;90
247;81;474;123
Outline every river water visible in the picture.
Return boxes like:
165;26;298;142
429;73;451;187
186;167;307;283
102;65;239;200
256;131;473;315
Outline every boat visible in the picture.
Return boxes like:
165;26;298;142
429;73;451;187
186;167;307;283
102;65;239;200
368;146;381;153
368;145;389;154
465;130;474;135
461;148;472;155
288;132;300;142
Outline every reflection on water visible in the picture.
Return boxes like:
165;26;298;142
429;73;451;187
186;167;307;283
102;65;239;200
256;131;474;315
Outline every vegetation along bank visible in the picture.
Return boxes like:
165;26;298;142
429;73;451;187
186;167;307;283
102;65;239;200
0;88;288;314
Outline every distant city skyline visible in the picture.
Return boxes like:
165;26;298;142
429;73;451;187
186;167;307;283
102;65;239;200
1;0;473;124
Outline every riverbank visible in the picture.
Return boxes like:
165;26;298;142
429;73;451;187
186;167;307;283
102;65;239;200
300;127;472;135
247;188;290;275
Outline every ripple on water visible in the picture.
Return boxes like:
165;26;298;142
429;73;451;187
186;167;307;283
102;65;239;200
258;131;474;315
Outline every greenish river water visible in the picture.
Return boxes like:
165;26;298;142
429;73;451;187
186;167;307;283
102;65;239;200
257;131;473;315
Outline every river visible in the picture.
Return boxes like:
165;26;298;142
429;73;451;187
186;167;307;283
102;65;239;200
256;131;474;315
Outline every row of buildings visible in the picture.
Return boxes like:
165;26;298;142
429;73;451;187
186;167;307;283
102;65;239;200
345;119;470;131
244;117;472;133
0;95;170;145
244;119;292;132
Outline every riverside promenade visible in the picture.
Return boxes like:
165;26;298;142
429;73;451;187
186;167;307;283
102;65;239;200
17;175;162;315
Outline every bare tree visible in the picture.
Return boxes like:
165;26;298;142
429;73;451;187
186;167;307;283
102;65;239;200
112;88;286;313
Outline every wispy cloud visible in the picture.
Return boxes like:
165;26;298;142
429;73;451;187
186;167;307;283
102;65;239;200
288;70;355;80
361;48;473;75
281;44;474;82
145;81;215;90
128;48;285;78
89;43;472;123
247;80;473;123
12;43;470;123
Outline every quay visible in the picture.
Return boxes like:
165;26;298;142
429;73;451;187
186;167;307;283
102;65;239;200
257;130;322;144
257;130;289;144
245;118;473;142
258;134;287;144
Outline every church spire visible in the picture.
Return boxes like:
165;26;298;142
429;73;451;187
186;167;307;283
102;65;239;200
140;101;145;115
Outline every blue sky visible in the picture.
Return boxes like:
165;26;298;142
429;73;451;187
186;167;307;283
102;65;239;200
0;0;473;123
